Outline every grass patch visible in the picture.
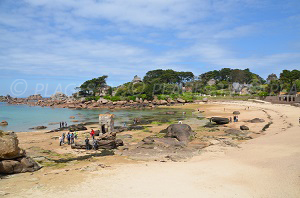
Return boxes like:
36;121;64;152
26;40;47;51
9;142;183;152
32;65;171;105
156;133;165;138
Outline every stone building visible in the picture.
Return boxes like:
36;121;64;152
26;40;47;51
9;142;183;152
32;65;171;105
99;114;114;134
132;75;142;84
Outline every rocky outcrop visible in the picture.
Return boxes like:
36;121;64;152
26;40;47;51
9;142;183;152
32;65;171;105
211;117;229;124
27;94;42;100
0;131;41;174
50;92;68;101
0;120;8;126
0;157;41;174
71;132;123;150
165;124;195;143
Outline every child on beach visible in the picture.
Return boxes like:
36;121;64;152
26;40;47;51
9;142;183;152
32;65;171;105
90;129;95;140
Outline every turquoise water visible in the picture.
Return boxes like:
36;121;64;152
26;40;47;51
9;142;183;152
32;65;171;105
0;102;193;132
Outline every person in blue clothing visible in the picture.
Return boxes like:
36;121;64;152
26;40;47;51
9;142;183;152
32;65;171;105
67;132;71;145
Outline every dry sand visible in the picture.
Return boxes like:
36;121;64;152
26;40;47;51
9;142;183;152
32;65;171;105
1;101;299;198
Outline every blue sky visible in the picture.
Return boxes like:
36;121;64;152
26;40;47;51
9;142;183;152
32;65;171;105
0;0;299;97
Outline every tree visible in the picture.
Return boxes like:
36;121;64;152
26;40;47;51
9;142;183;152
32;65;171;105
280;70;300;87
77;75;108;96
266;73;278;83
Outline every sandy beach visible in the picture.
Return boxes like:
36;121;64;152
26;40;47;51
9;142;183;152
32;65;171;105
1;101;299;198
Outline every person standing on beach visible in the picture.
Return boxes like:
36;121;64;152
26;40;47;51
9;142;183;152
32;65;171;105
67;132;71;145
90;129;95;140
85;137;90;150
59;136;63;146
62;122;64;128
74;131;78;139
65;122;67;127
71;133;75;144
62;132;65;143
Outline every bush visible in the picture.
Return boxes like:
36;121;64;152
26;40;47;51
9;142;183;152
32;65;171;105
85;96;100;101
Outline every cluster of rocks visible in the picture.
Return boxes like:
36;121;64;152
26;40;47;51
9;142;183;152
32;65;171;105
71;132;123;150
0;95;12;102
6;92;209;110
122;124;209;161
0;131;41;175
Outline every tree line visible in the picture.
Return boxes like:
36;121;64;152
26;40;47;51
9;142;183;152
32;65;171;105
77;68;300;100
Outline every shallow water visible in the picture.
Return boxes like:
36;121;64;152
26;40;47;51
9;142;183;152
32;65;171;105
0;102;196;132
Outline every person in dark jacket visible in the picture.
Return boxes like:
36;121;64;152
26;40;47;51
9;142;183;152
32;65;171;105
85;137;90;150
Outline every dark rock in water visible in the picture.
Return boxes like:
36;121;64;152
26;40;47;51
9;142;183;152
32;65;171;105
211;117;229;125
0;121;8;126
165;124;195;143
233;111;240;115
240;125;249;130
29;126;47;130
248;118;265;123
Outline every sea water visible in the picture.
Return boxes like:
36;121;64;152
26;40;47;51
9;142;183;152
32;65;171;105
0;102;194;132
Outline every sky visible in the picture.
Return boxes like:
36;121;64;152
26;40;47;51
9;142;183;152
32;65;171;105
0;0;300;97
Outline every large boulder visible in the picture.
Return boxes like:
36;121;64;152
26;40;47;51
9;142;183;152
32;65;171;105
165;124;195;143
211;117;229;125
0;132;23;160
0;157;41;174
202;98;208;102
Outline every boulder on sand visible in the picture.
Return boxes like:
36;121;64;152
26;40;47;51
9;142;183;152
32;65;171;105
211;117;229;125
248;118;265;123
240;125;249;130
0;132;23;160
165;124;195;143
233;111;240;115
0;132;41;174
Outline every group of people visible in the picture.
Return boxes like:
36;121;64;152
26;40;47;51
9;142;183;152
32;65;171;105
59;131;78;146
59;121;68;128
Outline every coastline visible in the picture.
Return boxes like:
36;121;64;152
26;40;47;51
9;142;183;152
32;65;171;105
1;101;299;197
